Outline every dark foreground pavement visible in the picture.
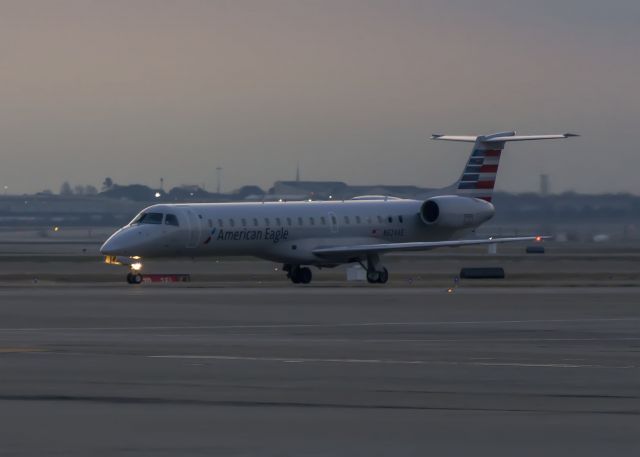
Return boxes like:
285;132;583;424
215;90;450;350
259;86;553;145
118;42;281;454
0;286;638;456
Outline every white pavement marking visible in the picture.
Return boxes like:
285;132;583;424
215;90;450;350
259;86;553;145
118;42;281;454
0;317;638;333
148;354;636;369
2;286;639;296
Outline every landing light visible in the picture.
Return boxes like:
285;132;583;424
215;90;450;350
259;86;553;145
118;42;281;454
53;226;60;232
131;262;143;271
535;236;543;242
154;192;161;198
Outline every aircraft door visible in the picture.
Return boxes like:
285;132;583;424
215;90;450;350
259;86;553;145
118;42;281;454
185;209;201;248
328;212;339;234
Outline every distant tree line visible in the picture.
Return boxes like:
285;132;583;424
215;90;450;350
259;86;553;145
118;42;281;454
59;181;98;196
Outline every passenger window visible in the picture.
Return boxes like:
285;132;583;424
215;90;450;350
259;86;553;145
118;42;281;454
320;216;326;225
165;214;180;226
309;217;315;225
208;219;213;228
276;217;281;226
286;217;292;226
135;212;163;225
241;218;247;227
366;216;372;224
253;218;259;227
398;215;404;223
298;217;303;226
387;216;393;223
344;216;350;224
355;216;361;224
229;219;235;227
331;215;337;225
264;218;270;226
218;218;224;227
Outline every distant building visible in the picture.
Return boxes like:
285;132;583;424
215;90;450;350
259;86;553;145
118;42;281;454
166;185;212;201
233;185;265;200
100;184;163;202
270;181;350;200
540;174;550;196
348;185;436;199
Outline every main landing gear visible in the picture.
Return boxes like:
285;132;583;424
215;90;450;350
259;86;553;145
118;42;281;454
283;254;389;286
366;267;389;284
283;265;313;284
363;253;389;284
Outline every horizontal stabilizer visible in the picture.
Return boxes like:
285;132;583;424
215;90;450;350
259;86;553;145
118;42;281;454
431;132;578;143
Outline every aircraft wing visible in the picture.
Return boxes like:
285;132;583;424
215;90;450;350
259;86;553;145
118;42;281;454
313;236;547;258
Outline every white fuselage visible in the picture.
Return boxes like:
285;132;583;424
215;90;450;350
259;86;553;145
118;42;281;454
100;130;573;284
101;198;488;265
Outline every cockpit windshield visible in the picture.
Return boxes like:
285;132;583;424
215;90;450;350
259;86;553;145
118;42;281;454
129;212;180;227
165;214;179;226
130;212;163;225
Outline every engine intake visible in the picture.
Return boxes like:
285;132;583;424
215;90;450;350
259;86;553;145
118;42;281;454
420;196;494;229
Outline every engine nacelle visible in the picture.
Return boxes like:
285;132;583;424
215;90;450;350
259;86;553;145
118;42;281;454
420;196;495;229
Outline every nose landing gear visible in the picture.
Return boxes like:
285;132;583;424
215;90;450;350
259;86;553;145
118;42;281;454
126;272;143;284
103;256;145;285
126;261;144;284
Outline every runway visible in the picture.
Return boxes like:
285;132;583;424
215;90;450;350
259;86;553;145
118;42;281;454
0;286;639;456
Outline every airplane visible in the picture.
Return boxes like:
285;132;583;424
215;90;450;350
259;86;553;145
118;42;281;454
100;131;577;284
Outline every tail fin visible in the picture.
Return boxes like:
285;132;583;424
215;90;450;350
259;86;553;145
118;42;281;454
432;131;578;202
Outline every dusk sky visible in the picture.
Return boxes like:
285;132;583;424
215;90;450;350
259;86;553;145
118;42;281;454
1;0;638;194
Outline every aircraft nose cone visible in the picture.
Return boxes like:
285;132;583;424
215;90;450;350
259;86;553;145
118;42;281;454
100;236;122;256
100;229;138;256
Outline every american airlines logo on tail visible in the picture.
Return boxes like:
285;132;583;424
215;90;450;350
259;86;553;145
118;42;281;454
457;148;502;202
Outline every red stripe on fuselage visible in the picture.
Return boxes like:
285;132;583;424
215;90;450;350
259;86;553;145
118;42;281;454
484;150;501;157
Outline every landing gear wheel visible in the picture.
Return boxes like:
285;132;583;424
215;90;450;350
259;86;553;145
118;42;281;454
287;265;312;284
366;268;388;284
377;267;389;284
128;273;143;284
286;265;300;284
299;267;312;284
366;270;380;284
